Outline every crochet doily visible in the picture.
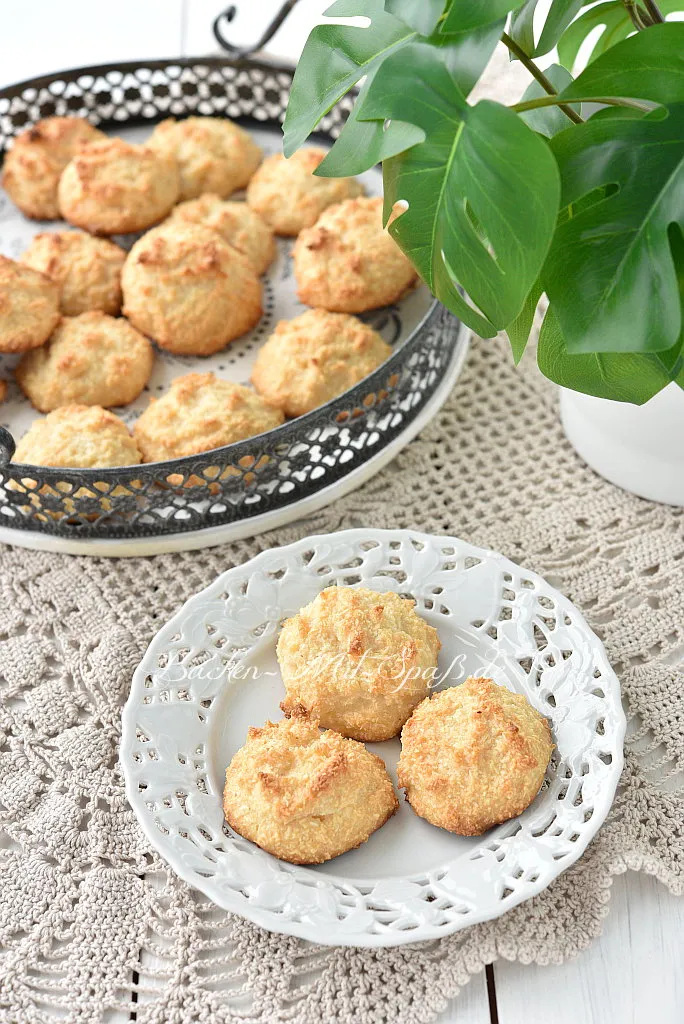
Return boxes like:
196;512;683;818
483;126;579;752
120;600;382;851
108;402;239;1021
1;326;682;1022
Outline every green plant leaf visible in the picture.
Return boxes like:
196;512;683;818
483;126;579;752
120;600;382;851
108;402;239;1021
316;18;503;177
535;0;585;56
317;73;424;177
519;64;581;138
358;44;560;335
509;0;538;57
432;19;506;98
560;23;684;106
544;105;684;355
557;1;632;72
537;306;672;404
441;0;524;33
384;0;444;35
558;0;684;72
283;0;414;157
506;280;543;362
587;105;649;122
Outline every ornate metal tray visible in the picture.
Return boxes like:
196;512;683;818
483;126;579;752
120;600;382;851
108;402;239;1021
0;53;467;554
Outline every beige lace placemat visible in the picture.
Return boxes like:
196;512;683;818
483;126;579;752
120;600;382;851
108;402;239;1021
0;329;682;1023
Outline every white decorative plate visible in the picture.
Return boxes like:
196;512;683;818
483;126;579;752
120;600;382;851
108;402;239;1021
120;528;625;947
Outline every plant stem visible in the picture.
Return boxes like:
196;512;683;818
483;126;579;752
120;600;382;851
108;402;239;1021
513;94;653;114
623;1;650;28
501;31;584;125
643;0;665;21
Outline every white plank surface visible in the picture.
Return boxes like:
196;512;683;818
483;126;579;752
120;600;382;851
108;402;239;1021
439;970;491;1024
493;871;684;1024
1;6;682;1023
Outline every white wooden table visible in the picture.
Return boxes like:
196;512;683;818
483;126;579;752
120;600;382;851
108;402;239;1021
1;3;681;1020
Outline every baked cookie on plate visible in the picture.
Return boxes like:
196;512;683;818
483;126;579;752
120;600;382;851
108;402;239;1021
122;223;262;355
398;677;554;835
252;309;391;417
58;138;180;234
223;713;398;864
148;117;261;200
0;256;60;353
21;231;126;317
293;196;417;313
16;311;154;412
2;116;105;220
167;194;275;275
278;586;441;742
246;146;363;236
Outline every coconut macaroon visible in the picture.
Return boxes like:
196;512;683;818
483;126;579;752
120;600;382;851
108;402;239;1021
246;147;363;236
10;404;142;520
21;231;126;317
2;116;106;220
398;677;554;836
16;312;154;412
57;138;180;234
0;256;60;353
133;372;284;465
148;117;262;201
252;310;391;417
293;196;417;313
13;404;141;468
121;223;262;355
167;194;276;275
223;713;398;864
278;586;441;742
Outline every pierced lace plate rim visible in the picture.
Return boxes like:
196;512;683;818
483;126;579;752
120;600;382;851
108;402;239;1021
120;528;626;947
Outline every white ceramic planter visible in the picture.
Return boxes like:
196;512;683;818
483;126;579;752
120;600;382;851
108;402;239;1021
560;383;684;506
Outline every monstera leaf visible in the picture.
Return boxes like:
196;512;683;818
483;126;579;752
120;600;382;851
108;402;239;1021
557;0;684;72
557;1;634;71
508;0;538;56
384;0;445;34
283;0;416;156
508;0;585;57
317;18;503;177
537;306;679;403
441;0;525;32
559;23;684;107
534;0;586;55
357;42;560;336
544;104;684;354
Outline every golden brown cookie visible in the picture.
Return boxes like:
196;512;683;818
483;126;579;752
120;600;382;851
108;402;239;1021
0;256;60;353
251;309;391;417
133;372;283;465
16;311;154;412
293;197;417;313
0;380;7;403
121;222;262;355
223;713;398;864
10;403;142;520
168;194;276;274
148;117;262;200
2;116;106;220
398;677;554;836
278;586;441;742
21;231;126;316
58;138;180;234
13;404;141;468
246;147;363;236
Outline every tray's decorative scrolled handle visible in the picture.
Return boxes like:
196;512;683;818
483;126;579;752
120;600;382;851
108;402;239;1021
213;1;302;58
0;425;15;466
